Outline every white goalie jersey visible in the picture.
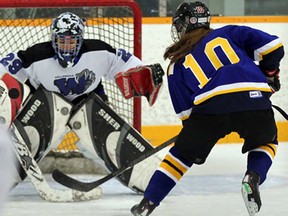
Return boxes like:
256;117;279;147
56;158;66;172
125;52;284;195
0;39;142;101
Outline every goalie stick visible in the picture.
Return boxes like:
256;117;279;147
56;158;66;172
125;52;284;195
10;122;102;202
52;135;177;192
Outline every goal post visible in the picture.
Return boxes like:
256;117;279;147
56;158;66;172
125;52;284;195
0;0;142;157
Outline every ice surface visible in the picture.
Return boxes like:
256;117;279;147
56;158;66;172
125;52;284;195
2;143;288;216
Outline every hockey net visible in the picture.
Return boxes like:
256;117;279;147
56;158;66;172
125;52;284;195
0;0;142;171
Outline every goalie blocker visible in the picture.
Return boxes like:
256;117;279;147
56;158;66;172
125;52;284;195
115;63;164;106
0;73;30;128
68;93;165;193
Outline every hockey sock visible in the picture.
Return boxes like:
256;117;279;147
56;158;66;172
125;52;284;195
144;146;192;205
246;143;277;184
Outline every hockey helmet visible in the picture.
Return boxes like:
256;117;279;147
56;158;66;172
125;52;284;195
171;1;210;42
51;12;85;68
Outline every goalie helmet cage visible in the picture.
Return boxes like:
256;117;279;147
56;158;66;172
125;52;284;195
0;0;142;158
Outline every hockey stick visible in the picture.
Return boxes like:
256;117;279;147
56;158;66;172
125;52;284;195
10;123;102;202
272;104;288;120
52;135;177;192
52;104;288;193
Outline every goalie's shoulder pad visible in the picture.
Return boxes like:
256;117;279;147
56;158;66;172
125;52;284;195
0;73;30;128
115;63;164;106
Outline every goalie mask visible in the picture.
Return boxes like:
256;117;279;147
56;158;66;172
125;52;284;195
171;1;210;42
51;12;85;68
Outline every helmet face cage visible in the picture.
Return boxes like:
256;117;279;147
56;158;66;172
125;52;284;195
171;16;190;42
171;1;210;42
51;12;85;68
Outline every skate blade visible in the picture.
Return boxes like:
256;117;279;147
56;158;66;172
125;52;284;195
241;183;259;216
131;205;146;216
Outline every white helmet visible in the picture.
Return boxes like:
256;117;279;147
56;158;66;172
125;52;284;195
51;12;85;68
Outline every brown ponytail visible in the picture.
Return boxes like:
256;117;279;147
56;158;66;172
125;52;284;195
164;28;213;64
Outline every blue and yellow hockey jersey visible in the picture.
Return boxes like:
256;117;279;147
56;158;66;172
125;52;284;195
167;25;284;120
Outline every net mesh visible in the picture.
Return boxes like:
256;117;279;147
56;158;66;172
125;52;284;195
0;3;140;154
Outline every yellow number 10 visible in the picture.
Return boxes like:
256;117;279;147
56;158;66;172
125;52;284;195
183;37;240;88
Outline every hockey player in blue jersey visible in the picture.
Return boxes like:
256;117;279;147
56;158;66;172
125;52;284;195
131;1;284;216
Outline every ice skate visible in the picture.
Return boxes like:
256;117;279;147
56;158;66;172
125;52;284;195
131;198;156;216
241;171;262;216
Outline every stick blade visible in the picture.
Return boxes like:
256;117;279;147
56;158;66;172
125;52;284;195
52;169;99;192
37;185;102;202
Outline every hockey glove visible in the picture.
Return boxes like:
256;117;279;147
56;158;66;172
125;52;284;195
115;63;165;106
264;68;280;93
263;68;279;77
259;67;281;93
267;74;280;93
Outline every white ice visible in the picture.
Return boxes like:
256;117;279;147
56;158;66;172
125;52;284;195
2;142;288;216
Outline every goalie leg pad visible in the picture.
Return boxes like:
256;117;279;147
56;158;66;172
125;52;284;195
14;85;72;161
115;63;164;106
12;86;72;184
10;123;102;202
69;93;163;192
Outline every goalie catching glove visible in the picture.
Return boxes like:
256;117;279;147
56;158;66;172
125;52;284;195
115;63;164;106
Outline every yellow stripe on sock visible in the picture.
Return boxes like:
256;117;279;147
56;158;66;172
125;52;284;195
159;162;182;181
165;154;188;174
258;143;277;158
